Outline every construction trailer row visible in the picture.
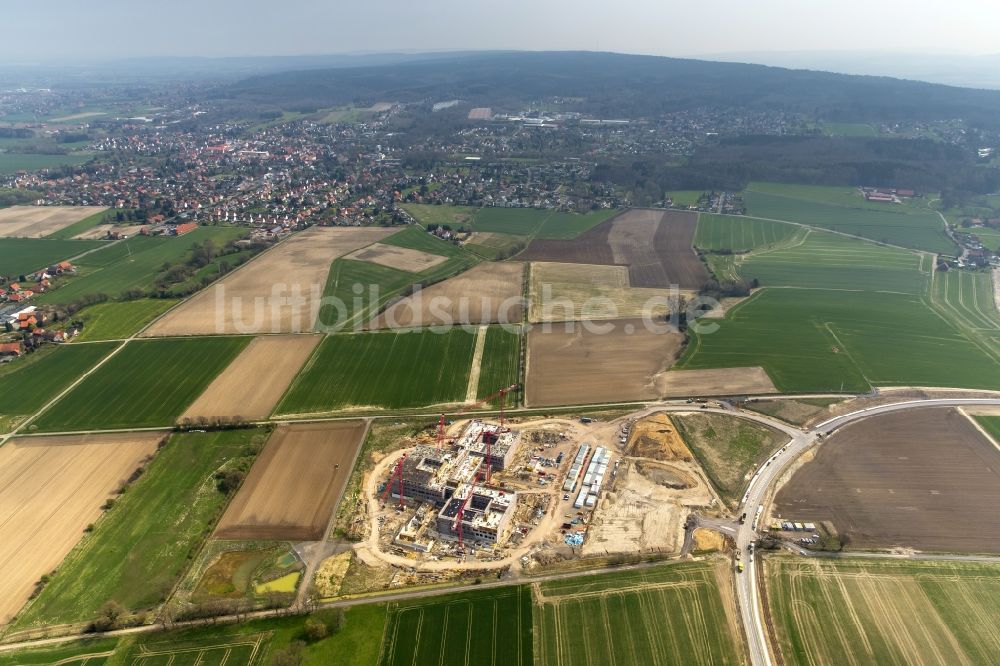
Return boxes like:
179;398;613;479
574;446;610;509
562;443;590;493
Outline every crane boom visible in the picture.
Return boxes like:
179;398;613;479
380;454;406;509
435;383;520;450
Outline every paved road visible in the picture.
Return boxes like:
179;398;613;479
729;396;1000;666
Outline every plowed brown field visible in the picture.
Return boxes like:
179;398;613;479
0;432;162;624
525;318;683;406
655;367;776;397
517;209;708;289
371;261;524;328
0;206;107;238
142;227;393;336
180;334;321;422
776;407;1000;552
214;421;367;540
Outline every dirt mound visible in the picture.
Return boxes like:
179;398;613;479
634;460;695;489
627;413;693;461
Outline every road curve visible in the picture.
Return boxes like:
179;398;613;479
733;396;1000;666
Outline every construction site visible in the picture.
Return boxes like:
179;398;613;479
358;398;723;573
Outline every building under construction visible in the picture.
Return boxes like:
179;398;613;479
385;420;520;545
436;485;514;543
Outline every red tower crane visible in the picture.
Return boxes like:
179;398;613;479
434;383;519;484
380;454;406;509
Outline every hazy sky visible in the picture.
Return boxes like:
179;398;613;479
4;0;999;62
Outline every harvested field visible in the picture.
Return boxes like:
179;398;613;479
518;209;708;289
71;223;146;240
0;432;161;625
775;407;1000;552
345;242;447;272
626;413;694;461
0;206;107;238
143;226;394;336
655;367;777;397
528;261;681;323
214;421;367;540
371;261;524;328
180;335;321;422
767;557;1000;666
525;318;683;407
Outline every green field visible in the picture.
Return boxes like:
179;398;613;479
694;214;803;252
464;232;524;260
318;259;416;330
35;226;247;304
692;221;1000;393
318;226;480;330
978;416;1000;441
972;226;1000;251
714;228;930;293
1;603;388;666
672;412;787;505
33;336;249;430
0;342;117;431
0;638;117;666
668;190;705;207
767;557;1000;666
13;429;266;628
821;122;877;137
475;326;521;400
0;152;92;175
744;183;954;254
403;203;616;239
679;287;1000;393
44;208;113;240
380;586;532;666
277;328;479;414
928;268;1000;361
473;207;565;236
0;237;106;277
534;561;742;666
401;203;477;229
72;299;179;340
